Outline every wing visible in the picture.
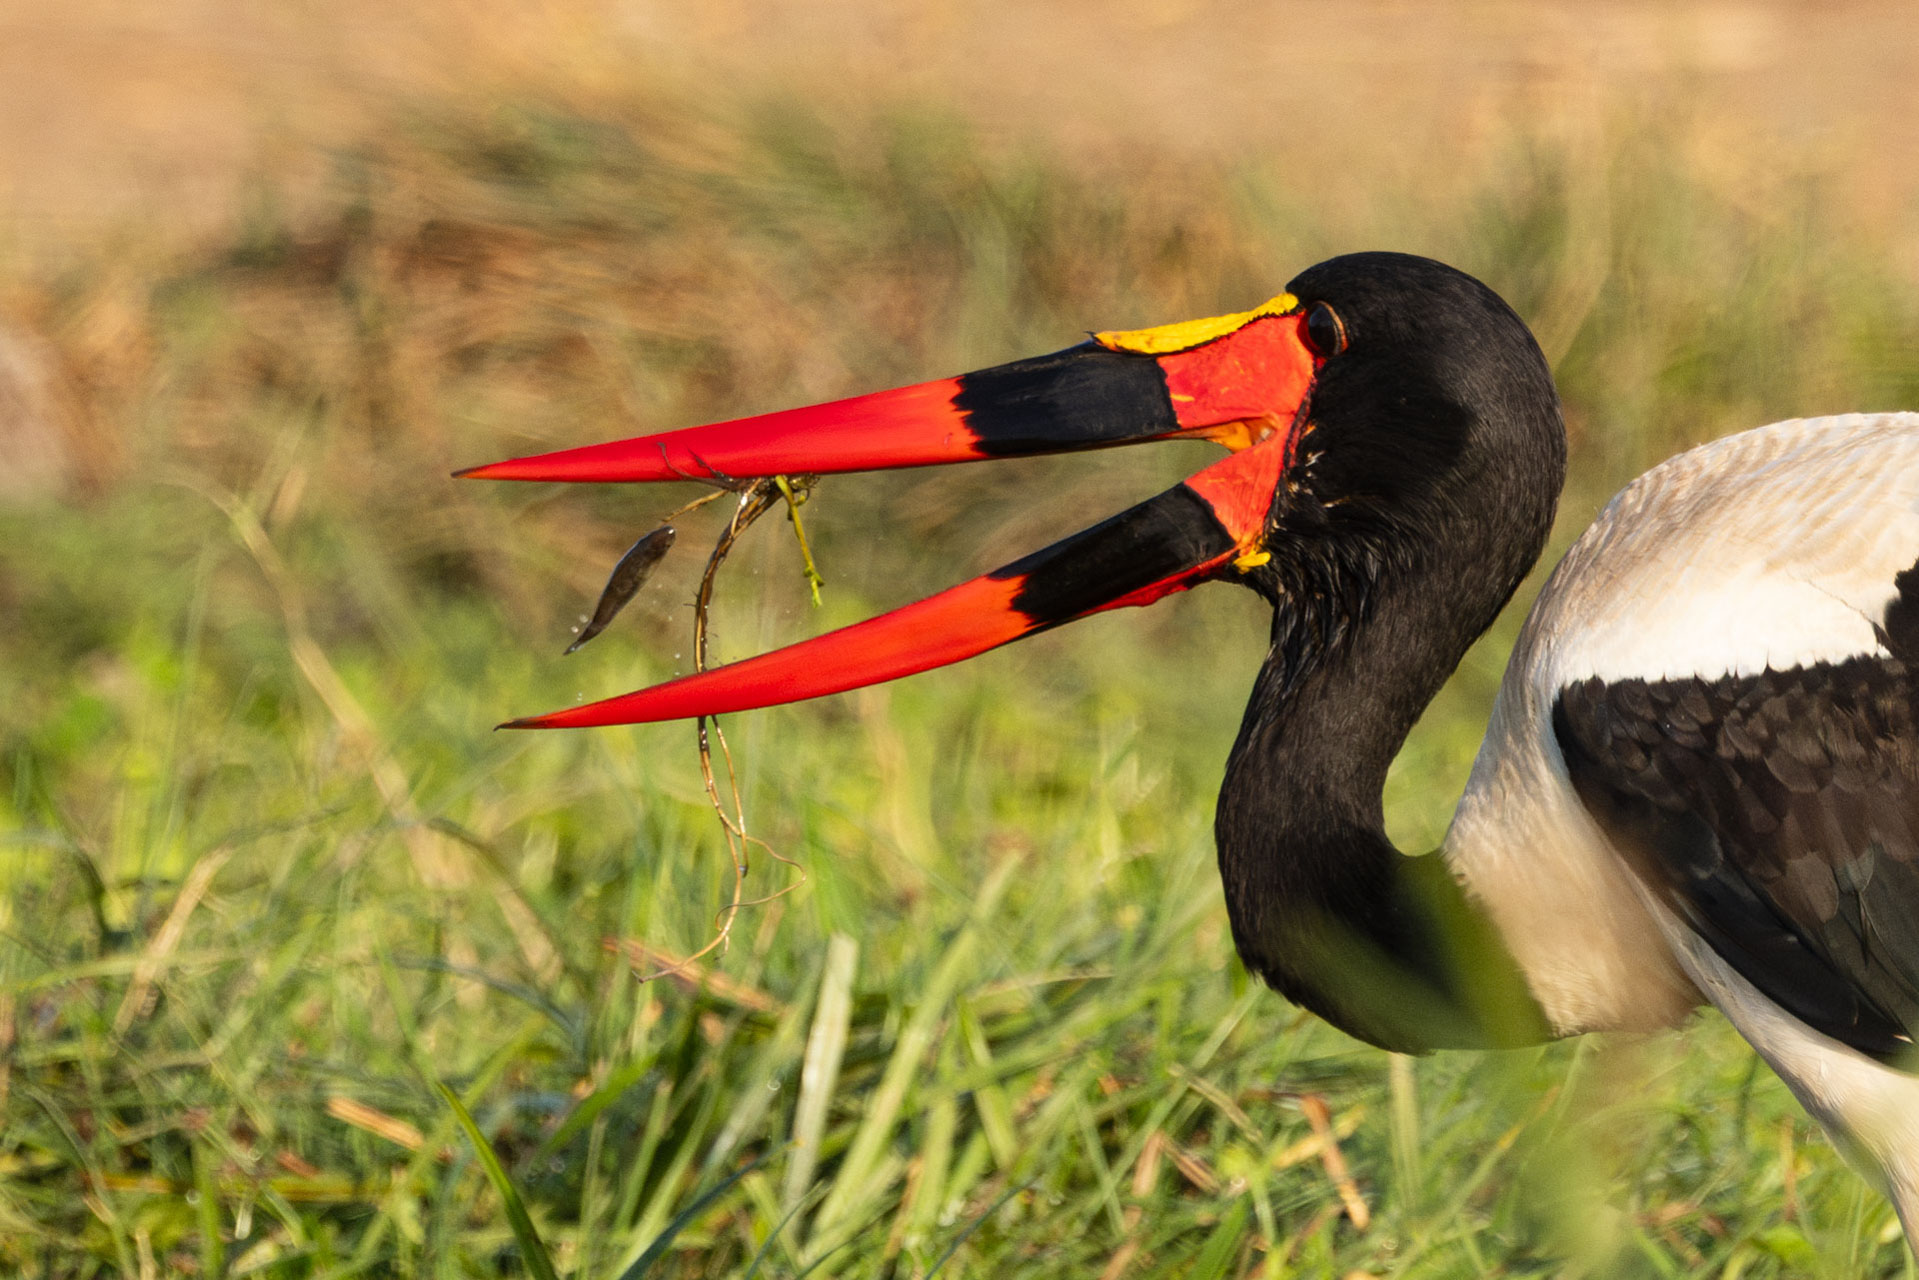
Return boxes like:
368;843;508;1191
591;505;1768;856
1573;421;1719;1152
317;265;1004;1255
1450;414;1919;1041
1554;650;1919;1060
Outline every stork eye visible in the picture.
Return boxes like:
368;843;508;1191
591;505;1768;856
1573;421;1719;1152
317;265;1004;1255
1304;302;1348;357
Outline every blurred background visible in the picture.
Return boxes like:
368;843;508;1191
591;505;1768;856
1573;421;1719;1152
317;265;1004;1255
5;2;1919;1276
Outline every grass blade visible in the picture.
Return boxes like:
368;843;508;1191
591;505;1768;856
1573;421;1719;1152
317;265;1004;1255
536;1056;653;1164
924;1178;1032;1279
783;932;858;1212
1186;1199;1251;1280
615;1148;772;1280
435;1081;560;1280
811;857;1018;1240
742;1183;822;1280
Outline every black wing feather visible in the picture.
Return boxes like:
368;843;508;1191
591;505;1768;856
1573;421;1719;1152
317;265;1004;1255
1554;655;1919;1061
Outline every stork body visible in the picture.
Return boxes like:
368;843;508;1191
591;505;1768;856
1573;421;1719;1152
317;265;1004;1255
1456;412;1919;1037
467;255;1919;1240
1454;413;1919;1221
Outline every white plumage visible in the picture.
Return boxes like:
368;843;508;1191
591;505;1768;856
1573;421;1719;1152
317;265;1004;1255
1450;412;1919;1230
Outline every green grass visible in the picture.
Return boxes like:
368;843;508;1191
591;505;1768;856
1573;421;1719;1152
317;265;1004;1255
4;94;1919;1277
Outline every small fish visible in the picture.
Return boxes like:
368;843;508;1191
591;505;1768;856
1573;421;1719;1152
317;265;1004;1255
567;525;676;654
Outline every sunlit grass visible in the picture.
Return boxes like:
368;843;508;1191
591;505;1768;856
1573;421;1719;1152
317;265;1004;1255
3;94;1919;1276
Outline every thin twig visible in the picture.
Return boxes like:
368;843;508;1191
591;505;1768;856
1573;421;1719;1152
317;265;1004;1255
634;477;811;984
654;487;731;525
772;474;825;606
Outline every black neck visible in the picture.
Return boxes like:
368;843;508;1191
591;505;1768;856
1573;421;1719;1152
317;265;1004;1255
1216;533;1552;1053
1209;250;1567;1051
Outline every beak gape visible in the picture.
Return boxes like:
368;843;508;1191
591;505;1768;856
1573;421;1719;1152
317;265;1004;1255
459;297;1322;728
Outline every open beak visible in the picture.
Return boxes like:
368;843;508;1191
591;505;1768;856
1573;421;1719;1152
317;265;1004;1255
462;294;1321;728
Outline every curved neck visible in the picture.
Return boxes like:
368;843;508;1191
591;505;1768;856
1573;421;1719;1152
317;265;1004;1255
1217;555;1552;1053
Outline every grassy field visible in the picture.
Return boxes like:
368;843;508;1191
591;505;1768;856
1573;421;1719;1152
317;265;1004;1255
5;89;1919;1278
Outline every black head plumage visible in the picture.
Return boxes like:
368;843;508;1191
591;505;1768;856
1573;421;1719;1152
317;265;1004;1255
1214;252;1565;1051
1280;252;1564;559
1230;253;1566;707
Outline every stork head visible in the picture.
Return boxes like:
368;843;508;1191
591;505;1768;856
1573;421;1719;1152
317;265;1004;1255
460;252;1564;729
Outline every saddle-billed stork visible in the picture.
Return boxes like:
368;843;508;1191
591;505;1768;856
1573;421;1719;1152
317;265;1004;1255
463;253;1919;1234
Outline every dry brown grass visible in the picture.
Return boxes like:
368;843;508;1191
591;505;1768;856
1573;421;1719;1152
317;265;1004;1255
6;0;1919;256
4;0;1916;515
